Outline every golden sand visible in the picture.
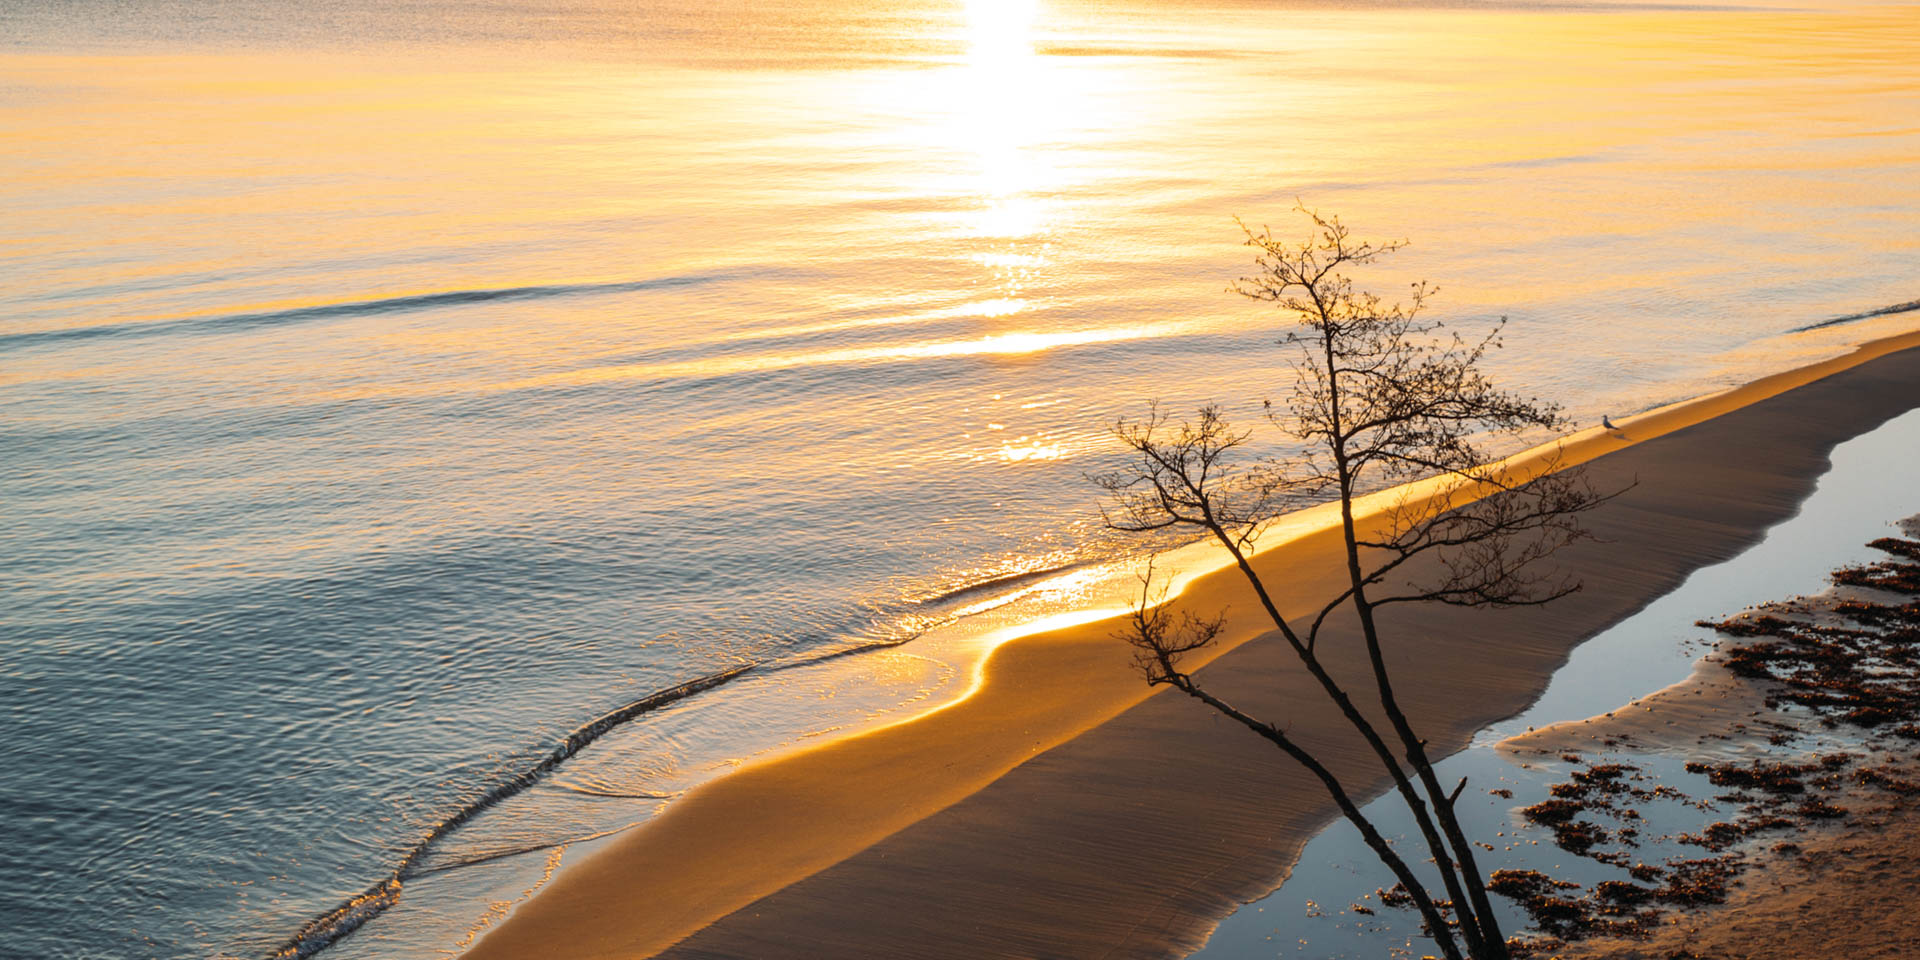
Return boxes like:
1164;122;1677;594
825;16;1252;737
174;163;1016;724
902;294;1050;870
467;329;1920;960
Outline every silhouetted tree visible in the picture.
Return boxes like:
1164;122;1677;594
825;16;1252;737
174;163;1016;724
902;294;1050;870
1095;207;1617;960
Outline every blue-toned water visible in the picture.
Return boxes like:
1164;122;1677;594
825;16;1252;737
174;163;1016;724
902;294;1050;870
3;1;1919;957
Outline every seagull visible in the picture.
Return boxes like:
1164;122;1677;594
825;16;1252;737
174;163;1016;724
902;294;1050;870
1602;415;1618;431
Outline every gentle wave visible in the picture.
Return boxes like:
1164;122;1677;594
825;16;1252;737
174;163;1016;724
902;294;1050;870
910;561;1088;610
402;822;646;880
261;628;948;959
550;784;677;800
258;547;1101;958
0;274;728;351
762;634;919;670
1792;297;1920;333
264;663;753;960
505;324;1174;391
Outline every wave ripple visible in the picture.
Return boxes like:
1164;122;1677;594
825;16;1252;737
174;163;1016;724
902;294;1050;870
265;664;752;960
0;274;728;351
1793;297;1920;333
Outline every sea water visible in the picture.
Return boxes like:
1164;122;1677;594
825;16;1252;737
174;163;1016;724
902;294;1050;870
3;1;1918;957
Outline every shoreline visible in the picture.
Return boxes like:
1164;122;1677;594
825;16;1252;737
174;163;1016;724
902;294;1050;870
1186;405;1920;958
1502;513;1920;959
464;329;1920;960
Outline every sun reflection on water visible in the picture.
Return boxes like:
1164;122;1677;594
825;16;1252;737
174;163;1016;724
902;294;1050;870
956;0;1051;239
966;0;1040;67
998;438;1064;462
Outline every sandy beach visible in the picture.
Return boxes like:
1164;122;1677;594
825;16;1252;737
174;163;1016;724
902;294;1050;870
1555;785;1920;960
464;331;1920;960
1502;512;1920;960
1503;674;1920;960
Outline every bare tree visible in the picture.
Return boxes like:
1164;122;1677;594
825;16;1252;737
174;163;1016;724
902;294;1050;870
1094;207;1618;960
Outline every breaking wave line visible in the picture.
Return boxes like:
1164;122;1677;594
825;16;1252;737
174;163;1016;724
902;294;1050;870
1;274;728;351
1791;297;1920;333
263;552;1110;958
264;663;752;960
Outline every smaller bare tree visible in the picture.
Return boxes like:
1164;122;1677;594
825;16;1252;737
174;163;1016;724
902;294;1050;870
1095;207;1619;960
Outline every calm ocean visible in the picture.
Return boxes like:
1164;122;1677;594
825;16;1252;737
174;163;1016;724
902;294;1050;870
3;1;1917;956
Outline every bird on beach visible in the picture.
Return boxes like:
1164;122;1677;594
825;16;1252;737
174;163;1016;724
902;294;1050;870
1602;415;1618;431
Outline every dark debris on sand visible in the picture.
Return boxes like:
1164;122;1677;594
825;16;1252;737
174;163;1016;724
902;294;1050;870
1494;535;1920;956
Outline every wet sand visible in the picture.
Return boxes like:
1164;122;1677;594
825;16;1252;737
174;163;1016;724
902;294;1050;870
464;330;1920;960
1499;657;1781;759
1559;788;1920;960
1505;531;1920;960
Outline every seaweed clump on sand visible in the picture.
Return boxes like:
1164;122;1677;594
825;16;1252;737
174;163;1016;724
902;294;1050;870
1494;534;1920;955
1491;855;1744;953
1828;537;1920;592
1698;537;1920;730
1497;753;1747;952
1497;751;1838;954
1517;760;1694;865
1668;754;1854;850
